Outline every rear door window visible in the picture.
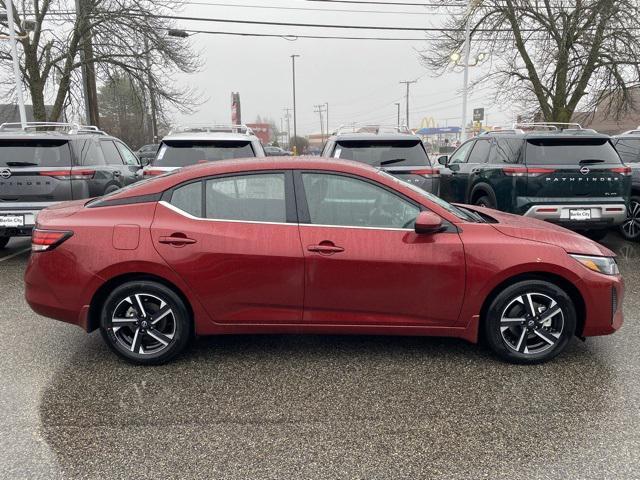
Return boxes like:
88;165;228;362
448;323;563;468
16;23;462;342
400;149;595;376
155;141;256;167
614;138;640;164
526;138;622;165
0;139;71;167
332;140;430;167
73;138;106;166
101;140;125;165
467;139;492;164
489;138;524;164
170;181;203;217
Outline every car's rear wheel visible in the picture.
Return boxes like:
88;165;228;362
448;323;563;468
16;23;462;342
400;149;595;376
0;236;9;249
483;280;576;364
620;196;640;241
474;195;495;209
99;281;192;365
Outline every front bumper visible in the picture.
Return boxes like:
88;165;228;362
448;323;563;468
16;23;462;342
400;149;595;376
523;203;627;228
579;271;624;337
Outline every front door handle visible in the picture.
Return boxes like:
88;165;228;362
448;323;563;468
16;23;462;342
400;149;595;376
159;235;197;246
307;244;344;255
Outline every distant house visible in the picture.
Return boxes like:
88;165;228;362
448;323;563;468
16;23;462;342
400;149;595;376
573;88;640;134
0;104;55;124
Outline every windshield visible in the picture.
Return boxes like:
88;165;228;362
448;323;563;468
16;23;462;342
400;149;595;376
0;139;71;167
376;170;478;222
525;138;622;165
154;140;255;167
333;140;430;167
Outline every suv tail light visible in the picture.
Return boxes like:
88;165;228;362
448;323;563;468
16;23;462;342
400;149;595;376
502;167;555;177
610;167;632;175
409;168;440;178
143;168;165;177
31;229;73;252
41;168;95;180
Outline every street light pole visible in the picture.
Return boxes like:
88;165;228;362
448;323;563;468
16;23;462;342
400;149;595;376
6;1;27;128
460;0;473;141
325;102;329;137
291;54;300;154
394;102;401;129
399;80;417;129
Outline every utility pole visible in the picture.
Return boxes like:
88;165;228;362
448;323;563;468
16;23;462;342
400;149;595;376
460;0;473;141
314;104;326;142
394;102;401;129
399;79;417;129
325;102;329;137
5;0;27;127
75;0;100;126
283;108;292;150
144;37;158;143
291;54;300;154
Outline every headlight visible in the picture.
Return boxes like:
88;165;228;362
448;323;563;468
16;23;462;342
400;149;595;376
570;254;619;275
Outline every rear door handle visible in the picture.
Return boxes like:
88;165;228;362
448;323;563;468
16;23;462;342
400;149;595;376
159;235;197;246
307;244;344;254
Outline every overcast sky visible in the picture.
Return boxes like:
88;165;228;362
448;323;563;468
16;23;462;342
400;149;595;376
170;0;517;135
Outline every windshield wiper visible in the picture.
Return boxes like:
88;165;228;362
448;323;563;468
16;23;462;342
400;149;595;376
379;158;406;166
579;159;605;165
5;161;38;166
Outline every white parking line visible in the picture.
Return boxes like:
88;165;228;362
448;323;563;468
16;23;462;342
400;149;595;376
0;247;31;263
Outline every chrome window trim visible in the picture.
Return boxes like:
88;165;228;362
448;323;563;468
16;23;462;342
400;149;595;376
159;200;414;231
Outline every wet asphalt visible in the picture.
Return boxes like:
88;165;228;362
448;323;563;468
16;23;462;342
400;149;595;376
1;234;639;479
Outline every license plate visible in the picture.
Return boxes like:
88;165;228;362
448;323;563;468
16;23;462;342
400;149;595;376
569;209;591;221
0;215;24;227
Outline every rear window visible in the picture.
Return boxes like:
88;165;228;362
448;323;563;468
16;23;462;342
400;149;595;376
333;140;430;167
154;140;255;167
0;139;71;167
525;138;621;165
614;138;640;163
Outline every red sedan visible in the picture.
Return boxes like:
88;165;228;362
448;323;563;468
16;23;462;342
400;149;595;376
25;157;624;365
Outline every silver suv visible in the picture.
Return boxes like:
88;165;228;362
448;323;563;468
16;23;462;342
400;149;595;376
143;124;265;177
0;122;142;249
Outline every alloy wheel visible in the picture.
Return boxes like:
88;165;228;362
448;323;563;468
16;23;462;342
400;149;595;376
109;293;176;355
621;200;640;240
499;292;564;355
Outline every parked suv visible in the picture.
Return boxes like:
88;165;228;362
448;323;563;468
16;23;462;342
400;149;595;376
144;125;265;177
437;125;631;239
321;125;439;194
612;128;640;240
0;122;142;248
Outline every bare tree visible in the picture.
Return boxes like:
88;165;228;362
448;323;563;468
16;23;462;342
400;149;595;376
0;0;202;123
421;0;640;123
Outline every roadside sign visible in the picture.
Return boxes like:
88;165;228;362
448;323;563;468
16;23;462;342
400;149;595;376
473;108;485;121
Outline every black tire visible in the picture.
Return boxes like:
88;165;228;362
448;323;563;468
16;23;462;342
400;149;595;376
99;281;192;365
483;280;576;364
474;195;495;209
619;196;640;241
582;229;608;242
0;237;9;249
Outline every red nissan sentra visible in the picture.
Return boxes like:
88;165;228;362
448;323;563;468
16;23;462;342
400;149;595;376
24;157;624;365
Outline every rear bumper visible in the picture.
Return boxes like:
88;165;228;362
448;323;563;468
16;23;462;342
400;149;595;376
0;202;60;236
523;203;627;228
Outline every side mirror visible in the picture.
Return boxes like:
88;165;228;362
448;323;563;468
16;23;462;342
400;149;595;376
414;211;444;234
437;155;449;166
139;157;151;167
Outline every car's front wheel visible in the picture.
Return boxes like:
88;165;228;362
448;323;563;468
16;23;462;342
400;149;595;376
99;281;192;365
483;280;576;364
620;196;640;241
0;236;9;249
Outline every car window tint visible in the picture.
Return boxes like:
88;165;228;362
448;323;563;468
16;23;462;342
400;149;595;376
333;140;430;167
101;140;124;165
155;141;255;167
171;181;202;217
0;139;72;167
489;138;524;164
115;142;140;166
614;138;640;163
526;138;622;165
205;173;286;222
302;173;419;229
467;139;492;163
449;140;474;164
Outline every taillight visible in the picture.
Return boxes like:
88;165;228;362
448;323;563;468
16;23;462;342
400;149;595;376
143;169;165;177
41;169;95;180
610;167;632;175
502;167;555;177
410;168;440;178
31;229;73;252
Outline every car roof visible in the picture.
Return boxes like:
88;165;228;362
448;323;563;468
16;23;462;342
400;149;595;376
332;133;421;142
161;132;257;142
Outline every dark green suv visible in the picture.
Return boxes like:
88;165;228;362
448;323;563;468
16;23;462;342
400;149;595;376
436;130;631;239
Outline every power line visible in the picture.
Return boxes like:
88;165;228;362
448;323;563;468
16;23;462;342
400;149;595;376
183;29;452;40
306;0;465;6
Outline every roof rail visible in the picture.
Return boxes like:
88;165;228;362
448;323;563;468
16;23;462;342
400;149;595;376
513;122;584;131
620;128;640;135
0;122;106;135
484;128;525;135
169;124;255;135
334;124;413;135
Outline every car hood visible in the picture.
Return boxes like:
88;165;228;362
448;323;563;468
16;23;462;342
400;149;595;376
463;205;616;257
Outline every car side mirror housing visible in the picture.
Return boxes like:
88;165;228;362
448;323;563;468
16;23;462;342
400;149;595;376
437;155;449;166
139;157;151;167
414;211;444;234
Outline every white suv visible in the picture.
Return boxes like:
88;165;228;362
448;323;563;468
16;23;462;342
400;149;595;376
143;125;265;177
